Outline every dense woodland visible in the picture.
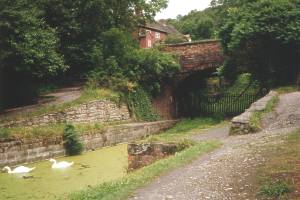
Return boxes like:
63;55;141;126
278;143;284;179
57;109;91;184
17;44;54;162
0;0;299;110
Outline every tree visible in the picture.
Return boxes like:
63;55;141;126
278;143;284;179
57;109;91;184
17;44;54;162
166;7;219;40
0;0;66;77
0;0;169;108
87;28;180;95
219;0;300;87
36;0;168;74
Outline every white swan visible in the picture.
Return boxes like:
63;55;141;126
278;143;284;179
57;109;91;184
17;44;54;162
49;158;74;169
2;166;35;174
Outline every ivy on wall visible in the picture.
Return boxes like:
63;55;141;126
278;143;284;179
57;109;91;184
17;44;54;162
127;89;159;122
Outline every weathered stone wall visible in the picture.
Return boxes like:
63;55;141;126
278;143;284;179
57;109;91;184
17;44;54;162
128;142;178;170
152;85;177;119
0;120;176;167
162;40;224;73
230;91;278;135
2;99;130;128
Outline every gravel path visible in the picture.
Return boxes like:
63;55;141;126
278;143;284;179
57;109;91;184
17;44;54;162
129;92;300;200
265;92;300;130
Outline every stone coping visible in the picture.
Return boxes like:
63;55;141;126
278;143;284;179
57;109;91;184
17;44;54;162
230;91;278;134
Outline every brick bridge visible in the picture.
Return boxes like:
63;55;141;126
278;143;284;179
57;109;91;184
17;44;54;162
153;40;225;119
162;39;224;74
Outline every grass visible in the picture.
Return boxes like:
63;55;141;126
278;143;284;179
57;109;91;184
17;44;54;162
274;85;299;94
256;129;300;199
1;122;109;139
0;87;121;123
68;140;221;200
144;117;225;143
249;95;279;132
258;181;290;199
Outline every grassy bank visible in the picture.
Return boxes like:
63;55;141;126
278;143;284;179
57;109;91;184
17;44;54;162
274;85;299;94
256;129;300;199
0;121;132;139
144;117;225;143
68;140;220;200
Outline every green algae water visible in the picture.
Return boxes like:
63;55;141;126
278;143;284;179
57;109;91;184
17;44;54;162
0;144;128;200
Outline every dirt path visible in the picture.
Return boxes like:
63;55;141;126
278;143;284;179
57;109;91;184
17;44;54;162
129;92;300;200
1;86;82;117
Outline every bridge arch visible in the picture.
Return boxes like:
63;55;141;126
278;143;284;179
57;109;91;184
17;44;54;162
152;40;225;119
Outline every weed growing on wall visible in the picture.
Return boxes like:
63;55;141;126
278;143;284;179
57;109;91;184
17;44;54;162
0;126;10;138
127;89;159;122
63;124;83;155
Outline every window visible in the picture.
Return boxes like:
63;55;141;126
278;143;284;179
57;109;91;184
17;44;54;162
155;32;160;39
147;40;152;47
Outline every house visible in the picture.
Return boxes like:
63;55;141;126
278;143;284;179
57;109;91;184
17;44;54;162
138;21;185;48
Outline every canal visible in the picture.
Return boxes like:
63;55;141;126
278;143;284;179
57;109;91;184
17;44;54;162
0;144;127;200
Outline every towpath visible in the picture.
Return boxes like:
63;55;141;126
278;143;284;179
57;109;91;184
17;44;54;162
129;92;300;200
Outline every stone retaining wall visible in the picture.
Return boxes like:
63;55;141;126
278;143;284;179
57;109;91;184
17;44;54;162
128;143;178;170
2;99;130;128
0;120;176;167
230;91;278;135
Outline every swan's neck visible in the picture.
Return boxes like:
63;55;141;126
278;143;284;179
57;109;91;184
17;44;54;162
51;160;57;165
5;167;12;173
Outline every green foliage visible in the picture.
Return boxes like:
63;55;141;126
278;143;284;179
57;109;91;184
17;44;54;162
5;122;108;139
146;117;224;143
87;29;180;95
258;181;290;199
63;124;83;156
0;127;10;138
249;111;263;132
35;0;168;73
0;0;66;77
1;0;170;108
69;141;220;200
164;34;187;44
219;0;300;87
274;85;300;94
167;8;219;40
127;89;159;121
225;73;260;94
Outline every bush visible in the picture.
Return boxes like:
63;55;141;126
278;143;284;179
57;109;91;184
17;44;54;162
86;28;180;96
63;124;83;156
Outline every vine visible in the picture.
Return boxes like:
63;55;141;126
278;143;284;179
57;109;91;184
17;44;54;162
127;88;159;122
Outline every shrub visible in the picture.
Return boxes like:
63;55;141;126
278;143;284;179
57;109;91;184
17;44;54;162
0;127;10;138
63;124;83;156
